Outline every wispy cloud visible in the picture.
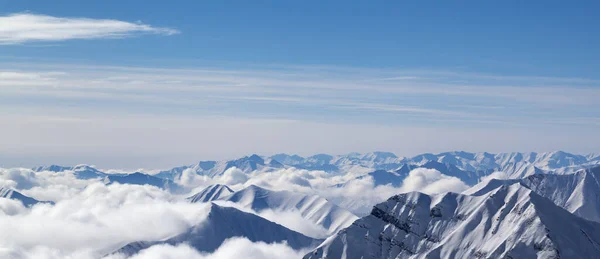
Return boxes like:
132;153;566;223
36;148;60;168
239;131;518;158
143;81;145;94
1;62;597;121
0;13;178;44
0;62;599;167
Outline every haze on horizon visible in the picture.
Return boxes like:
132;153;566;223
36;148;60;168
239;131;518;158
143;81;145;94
1;1;599;169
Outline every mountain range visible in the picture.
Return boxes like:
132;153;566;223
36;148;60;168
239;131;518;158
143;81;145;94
188;184;359;237
31;151;600;187
114;203;321;257
0;187;43;207
151;151;600;185
305;168;600;259
16;151;600;258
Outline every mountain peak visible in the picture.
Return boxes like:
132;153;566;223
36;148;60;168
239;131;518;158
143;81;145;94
247;154;263;162
188;184;234;203
114;202;319;256
305;182;600;259
0;187;43;207
222;184;358;236
32;164;71;172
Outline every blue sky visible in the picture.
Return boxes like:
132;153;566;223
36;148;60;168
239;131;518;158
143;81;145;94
0;1;599;168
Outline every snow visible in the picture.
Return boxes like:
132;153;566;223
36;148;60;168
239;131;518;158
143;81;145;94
465;166;600;223
216;185;359;237
187;184;234;203
305;182;600;259
20;151;600;258
0;187;41;207
113;203;320;257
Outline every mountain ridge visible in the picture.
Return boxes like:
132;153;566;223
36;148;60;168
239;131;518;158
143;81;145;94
113;203;320;257
304;182;600;259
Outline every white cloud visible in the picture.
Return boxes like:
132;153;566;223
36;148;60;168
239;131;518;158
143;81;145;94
0;167;317;258
217;167;249;185
175;168;211;189
0;182;211;258
212;200;330;239
214;166;469;217
0;168;98;202
479;171;509;183
0;168;39;189
0;198;28;216
105;237;308;259
0;13;178;44
399;168;469;194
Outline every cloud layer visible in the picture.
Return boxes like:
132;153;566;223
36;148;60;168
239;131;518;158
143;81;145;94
0;13;178;44
0;163;473;258
106;238;309;259
0;185;209;256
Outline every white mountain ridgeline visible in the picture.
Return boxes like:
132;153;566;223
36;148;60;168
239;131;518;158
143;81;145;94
187;184;359;238
186;184;234;203
270;151;600;176
154;154;284;180
112;203;322;257
0;186;46;207
33;164;105;179
16;152;600;258
304;178;600;259
31;164;184;192
147;151;600;186
32;151;600;189
466;166;600;223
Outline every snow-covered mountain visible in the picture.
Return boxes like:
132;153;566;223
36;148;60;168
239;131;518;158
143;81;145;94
268;151;600;177
305;182;600;259
187;184;234;203
32;164;72;173
30;164;182;191
192;185;358;237
339;161;480;189
155;154;285;180
33;151;600;185
406;151;599;179
19;152;600;258
114;203;320;256
466;166;600;223
144;151;600;191
0;187;42;207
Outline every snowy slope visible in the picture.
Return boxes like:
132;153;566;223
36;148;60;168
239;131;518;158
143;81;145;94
466;166;600;223
271;153;305;165
114;203;320;256
71;165;107;179
305;183;600;259
153;151;599;183
187;184;234;203
219;185;358;236
0;187;42;207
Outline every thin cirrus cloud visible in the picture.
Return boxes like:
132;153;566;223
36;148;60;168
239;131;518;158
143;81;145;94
0;62;599;168
0;62;598;122
0;13;178;44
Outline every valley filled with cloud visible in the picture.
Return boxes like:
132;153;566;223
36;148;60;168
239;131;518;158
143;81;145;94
2;151;600;258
